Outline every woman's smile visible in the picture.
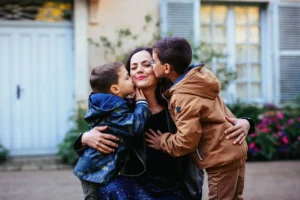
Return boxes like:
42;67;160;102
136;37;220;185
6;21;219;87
136;76;147;80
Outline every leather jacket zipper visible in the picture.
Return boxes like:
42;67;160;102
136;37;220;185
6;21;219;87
196;149;203;161
121;147;146;177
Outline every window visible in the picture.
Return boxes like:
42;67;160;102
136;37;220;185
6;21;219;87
0;1;72;21
201;5;262;102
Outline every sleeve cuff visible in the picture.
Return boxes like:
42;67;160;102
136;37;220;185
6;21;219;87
241;117;256;134
136;99;148;107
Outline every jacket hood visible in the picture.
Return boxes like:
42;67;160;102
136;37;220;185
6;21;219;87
164;65;221;100
85;93;124;121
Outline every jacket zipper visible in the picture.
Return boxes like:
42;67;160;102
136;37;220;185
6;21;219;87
196;149;203;161
121;147;146;177
190;161;202;196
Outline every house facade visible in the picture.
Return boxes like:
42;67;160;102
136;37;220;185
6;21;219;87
0;0;299;156
88;0;300;105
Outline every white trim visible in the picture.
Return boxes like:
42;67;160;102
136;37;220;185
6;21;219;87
162;0;196;2
194;0;200;46
227;6;236;102
280;51;300;56
0;21;72;28
278;2;300;7
160;0;168;37
272;0;281;105
74;0;89;102
202;0;270;2
261;4;272;103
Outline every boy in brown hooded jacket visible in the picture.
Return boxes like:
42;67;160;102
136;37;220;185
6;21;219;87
146;36;248;200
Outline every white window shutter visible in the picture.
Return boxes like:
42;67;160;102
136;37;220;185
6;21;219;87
160;0;200;45
279;5;300;103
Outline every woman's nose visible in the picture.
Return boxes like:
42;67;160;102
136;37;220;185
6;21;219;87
136;64;144;73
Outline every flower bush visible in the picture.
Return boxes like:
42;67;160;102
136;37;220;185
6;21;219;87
228;100;300;161
246;104;300;161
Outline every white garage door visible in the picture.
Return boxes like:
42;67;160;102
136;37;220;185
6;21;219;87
0;21;74;156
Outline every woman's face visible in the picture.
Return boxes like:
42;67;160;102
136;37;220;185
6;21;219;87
129;50;158;89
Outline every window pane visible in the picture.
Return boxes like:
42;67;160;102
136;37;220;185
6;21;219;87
201;5;212;24
215;26;226;43
236;45;247;63
216;63;226;71
237;83;248;101
235;7;247;25
250;26;260;44
236;64;247;80
214;44;227;55
201;26;211;43
204;63;211;70
251;83;261;98
248;7;259;25
235;26;247;43
251;65;261;81
250;45;260;63
213;6;227;24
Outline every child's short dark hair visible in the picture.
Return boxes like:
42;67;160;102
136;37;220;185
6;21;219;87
153;36;192;75
90;62;123;93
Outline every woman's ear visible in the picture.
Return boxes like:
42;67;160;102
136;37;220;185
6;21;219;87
110;85;120;95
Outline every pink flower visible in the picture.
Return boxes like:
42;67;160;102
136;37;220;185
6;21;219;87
276;125;282;130
262;128;269;133
249;142;255;149
298;136;300;141
282;136;289;144
257;123;265;129
298;117;300;122
278;112;284;119
250;133;256;138
288;119;294;124
278;132;283;136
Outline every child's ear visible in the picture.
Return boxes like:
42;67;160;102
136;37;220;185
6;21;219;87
164;64;173;74
110;85;120;95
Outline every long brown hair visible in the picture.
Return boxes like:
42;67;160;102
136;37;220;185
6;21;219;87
125;47;172;108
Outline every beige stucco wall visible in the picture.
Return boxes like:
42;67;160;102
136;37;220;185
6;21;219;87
88;0;160;70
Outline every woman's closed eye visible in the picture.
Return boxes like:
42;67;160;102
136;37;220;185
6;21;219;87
143;62;151;67
130;65;137;70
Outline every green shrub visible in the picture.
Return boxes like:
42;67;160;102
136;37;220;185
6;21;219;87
57;102;88;166
227;102;264;123
0;144;9;164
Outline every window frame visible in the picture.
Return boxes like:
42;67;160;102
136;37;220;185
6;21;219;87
200;3;268;104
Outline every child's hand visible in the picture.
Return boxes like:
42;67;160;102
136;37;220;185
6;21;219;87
135;89;146;101
145;129;163;150
126;92;136;99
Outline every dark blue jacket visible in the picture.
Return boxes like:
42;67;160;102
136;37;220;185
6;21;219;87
73;93;151;184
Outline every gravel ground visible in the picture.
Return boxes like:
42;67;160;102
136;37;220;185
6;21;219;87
0;161;299;200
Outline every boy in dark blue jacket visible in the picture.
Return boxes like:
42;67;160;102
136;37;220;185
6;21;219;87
73;62;151;200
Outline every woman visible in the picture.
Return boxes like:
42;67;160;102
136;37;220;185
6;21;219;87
74;47;253;200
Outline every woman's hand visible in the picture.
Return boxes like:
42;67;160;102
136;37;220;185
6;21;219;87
224;116;250;145
145;129;163;150
82;126;119;154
